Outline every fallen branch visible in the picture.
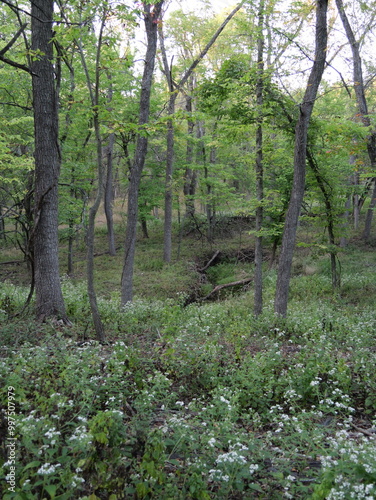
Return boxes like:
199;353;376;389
198;250;220;272
200;277;252;302
350;423;376;438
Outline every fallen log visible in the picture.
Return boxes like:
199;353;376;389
200;277;252;301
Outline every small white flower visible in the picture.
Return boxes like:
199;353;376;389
208;437;216;448
37;463;61;475
249;464;259;474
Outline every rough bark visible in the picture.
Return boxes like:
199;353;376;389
121;2;164;305
31;0;68;322
274;0;328;317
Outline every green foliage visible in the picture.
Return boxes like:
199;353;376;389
2;243;376;498
2;0;376;496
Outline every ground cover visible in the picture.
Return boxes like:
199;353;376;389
1;224;376;499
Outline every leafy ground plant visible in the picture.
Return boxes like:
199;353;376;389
1;285;376;499
1;234;376;498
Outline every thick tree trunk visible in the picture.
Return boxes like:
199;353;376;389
274;0;328;317
121;2;164;305
31;0;68;322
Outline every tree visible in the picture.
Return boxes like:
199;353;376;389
335;0;376;242
274;0;328;317
159;0;246;263
121;1;165;305
104;75;116;256
31;0;68;322
254;0;265;316
76;7;108;341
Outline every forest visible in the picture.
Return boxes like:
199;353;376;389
1;0;376;498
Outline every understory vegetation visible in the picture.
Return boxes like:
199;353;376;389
1;221;376;499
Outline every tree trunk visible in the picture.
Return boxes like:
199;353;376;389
340;195;351;247
159;1;246;262
104;77;116;256
363;180;376;241
77;12;107;341
31;0;68;323
274;0;328;317
121;2;164;305
141;214;149;239
353;172;360;230
307;149;340;288
254;0;265;317
207;125;217;243
105;130;116;255
335;0;376;240
0;205;5;239
183;81;197;218
163;96;176;263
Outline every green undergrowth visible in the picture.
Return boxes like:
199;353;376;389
1;288;376;498
1;233;376;498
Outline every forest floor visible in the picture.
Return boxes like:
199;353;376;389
1;216;376;499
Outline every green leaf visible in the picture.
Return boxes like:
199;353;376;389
44;485;57;499
249;482;264;492
22;460;41;471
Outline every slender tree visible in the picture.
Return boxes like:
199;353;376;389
159;0;246;263
183;76;197;218
121;1;164;305
254;0;265;316
335;0;376;241
274;0;328;317
77;10;107;341
104;75;116;256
